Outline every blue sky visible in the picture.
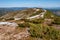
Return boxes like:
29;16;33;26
0;0;60;8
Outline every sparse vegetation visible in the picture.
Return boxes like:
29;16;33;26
44;10;60;25
0;8;60;40
44;10;54;19
18;22;30;28
53;16;60;25
30;10;44;17
29;23;60;40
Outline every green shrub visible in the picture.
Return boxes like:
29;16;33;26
24;18;44;24
44;10;60;25
18;24;25;27
53;17;60;25
29;23;60;40
44;11;54;19
18;22;30;27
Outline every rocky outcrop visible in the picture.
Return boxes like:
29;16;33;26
0;22;30;40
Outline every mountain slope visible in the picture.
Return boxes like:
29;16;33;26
1;8;44;19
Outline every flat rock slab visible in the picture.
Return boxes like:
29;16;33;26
0;22;18;27
0;22;30;40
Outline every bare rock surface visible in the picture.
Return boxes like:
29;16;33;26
0;22;30;40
